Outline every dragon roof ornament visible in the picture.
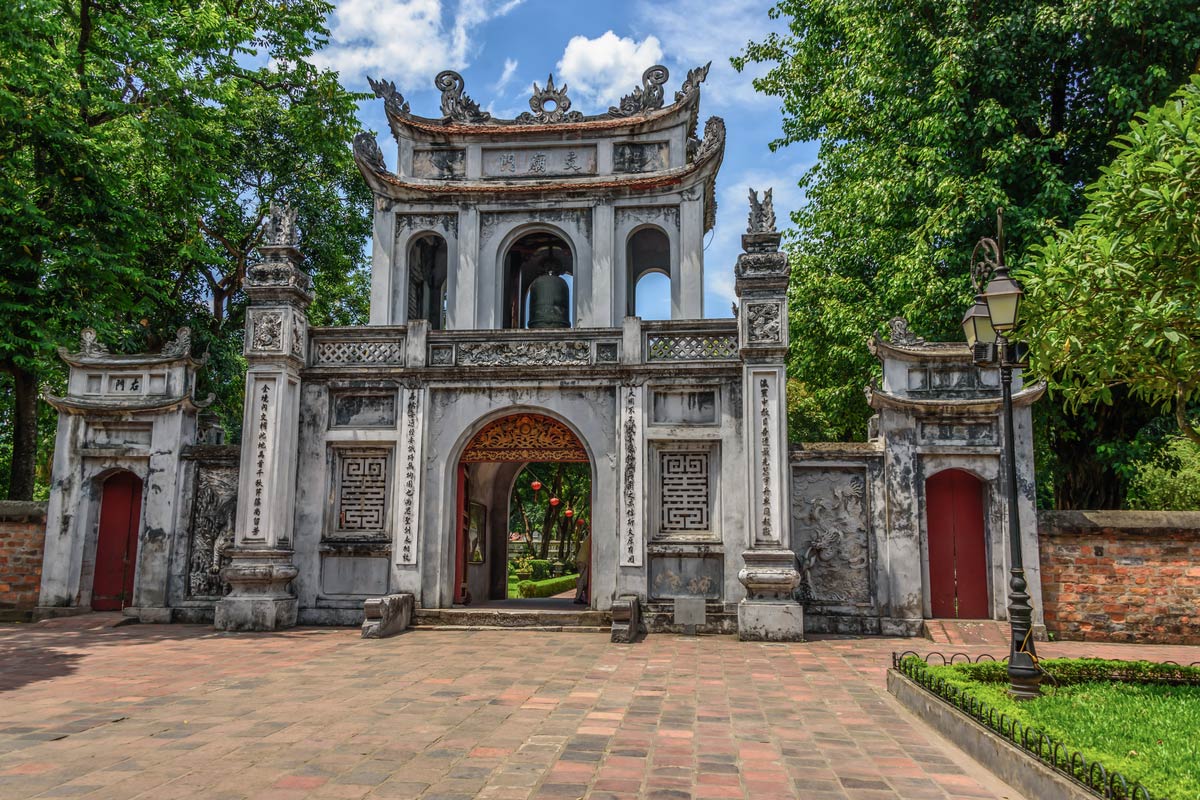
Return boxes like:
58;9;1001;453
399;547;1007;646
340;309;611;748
366;61;710;129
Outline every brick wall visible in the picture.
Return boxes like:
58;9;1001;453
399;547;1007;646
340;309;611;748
1039;510;1200;645
0;501;47;617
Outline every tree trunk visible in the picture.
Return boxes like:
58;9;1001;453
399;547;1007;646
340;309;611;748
8;365;38;500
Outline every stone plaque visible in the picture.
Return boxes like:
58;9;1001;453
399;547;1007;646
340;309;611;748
412;148;465;179
331;392;397;428
918;420;997;445
320;555;389;596
482;146;597;178
614;142;669;173
651;390;717;425
649;555;722;600
791;468;872;605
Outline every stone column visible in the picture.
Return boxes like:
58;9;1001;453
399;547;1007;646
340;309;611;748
215;204;312;631
734;190;803;641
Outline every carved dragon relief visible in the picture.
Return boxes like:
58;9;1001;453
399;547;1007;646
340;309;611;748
353;131;390;176
435;70;491;124
793;473;872;605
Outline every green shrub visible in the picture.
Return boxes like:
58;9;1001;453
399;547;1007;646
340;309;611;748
1126;436;1200;510
529;559;552;581
516;574;579;598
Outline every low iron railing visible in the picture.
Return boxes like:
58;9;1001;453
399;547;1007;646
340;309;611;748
893;652;1200;800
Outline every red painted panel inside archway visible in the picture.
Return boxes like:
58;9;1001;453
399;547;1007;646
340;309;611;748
926;469;988;619
92;471;143;611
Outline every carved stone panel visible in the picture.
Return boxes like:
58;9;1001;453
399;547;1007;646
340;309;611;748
656;448;714;537
482;146;597;178
331;448;391;537
651;390;717;425
649;555;722;600
248;310;284;353
412;148;466;180
918;420;997;446
331;392;397;428
791;468;872;606
456;340;590;367
187;463;238;598
614;142;669;173
745;301;783;345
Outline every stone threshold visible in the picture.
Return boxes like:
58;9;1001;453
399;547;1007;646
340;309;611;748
887;669;1095;800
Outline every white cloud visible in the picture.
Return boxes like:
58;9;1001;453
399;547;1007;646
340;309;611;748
635;0;783;109
493;57;519;92
313;0;524;89
555;32;664;109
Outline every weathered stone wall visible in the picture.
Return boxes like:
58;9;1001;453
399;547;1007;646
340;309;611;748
1039;511;1200;645
0;501;48;618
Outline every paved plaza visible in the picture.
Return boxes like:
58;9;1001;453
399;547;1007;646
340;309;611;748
3;618;1198;800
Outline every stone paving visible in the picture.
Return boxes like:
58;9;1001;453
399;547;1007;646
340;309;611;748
2;616;1199;800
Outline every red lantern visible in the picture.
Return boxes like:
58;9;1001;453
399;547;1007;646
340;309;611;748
550;497;560;507
576;517;583;525
531;480;542;491
564;508;574;518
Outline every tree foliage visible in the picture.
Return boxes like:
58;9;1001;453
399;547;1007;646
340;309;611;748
0;0;370;497
737;0;1200;505
1023;76;1200;443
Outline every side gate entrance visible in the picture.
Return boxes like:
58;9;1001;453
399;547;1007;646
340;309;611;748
92;471;143;611
925;469;988;619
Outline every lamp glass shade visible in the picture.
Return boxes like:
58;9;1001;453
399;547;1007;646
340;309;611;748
961;299;996;347
984;273;1023;331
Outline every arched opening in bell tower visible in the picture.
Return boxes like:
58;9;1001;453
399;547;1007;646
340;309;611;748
502;231;575;329
626;226;671;319
407;233;448;329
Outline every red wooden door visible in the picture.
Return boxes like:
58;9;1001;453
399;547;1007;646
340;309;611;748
92;471;143;611
454;464;468;604
926;469;988;618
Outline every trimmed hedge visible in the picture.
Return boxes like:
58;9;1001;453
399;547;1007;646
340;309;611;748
516;574;580;599
942;657;1200;686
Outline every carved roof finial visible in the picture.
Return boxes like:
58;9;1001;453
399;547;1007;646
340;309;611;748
160;327;192;358
265;201;298;248
517;74;583;124
747;187;776;234
887;317;925;346
367;76;410;118
79;328;109;357
609;65;669;117
674;62;711;102
435;70;490;124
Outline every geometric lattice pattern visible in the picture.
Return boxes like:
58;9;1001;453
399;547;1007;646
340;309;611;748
337;451;389;531
314;339;405;366
659;451;711;531
646;334;738;361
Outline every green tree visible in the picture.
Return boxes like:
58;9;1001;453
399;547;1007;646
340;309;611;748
0;0;369;495
736;0;1200;505
1023;76;1200;444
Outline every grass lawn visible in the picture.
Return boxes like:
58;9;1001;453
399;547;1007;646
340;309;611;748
919;659;1200;799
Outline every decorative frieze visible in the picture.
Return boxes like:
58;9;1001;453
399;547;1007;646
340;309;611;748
312;338;406;366
412;148;466;180
614;142;670;174
460;413;588;463
456;340;591;367
395;213;458;237
746;302;783;345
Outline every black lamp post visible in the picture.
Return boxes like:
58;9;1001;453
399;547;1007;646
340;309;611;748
961;210;1043;701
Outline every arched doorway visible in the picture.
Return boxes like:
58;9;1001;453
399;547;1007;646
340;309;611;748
408;233;448;329
455;413;591;606
925;469;989;618
502;231;574;328
92;471;143;611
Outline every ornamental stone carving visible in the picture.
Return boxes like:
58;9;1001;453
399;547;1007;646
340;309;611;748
746;303;782;344
674;62;711;102
367;76;410;118
160;327;192;358
187;463;238;597
251;311;283;351
265;202;298;247
461;413;588;463
888;317;926;346
353;131;390;176
792;470;871;605
435;70;491;124
456;340;590;367
609;65;669;117
516;75;584;125
79;328;110;356
747;188;776;234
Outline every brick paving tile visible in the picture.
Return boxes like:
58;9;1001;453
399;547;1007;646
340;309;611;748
3;616;1198;799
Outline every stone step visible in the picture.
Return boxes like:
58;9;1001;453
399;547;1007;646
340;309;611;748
923;619;1011;647
413;607;612;630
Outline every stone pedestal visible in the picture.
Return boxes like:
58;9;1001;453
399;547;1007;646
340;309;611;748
737;549;804;641
215;548;299;631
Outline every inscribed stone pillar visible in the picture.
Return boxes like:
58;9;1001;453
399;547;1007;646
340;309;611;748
215;204;312;631
733;189;803;641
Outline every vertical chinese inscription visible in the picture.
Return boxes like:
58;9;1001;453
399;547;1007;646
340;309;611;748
251;382;270;538
622;387;638;564
400;390;420;563
759;378;773;543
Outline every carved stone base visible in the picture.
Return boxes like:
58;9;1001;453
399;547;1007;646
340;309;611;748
610;594;642;643
737;600;804;641
361;593;414;639
214;548;298;631
737;549;801;601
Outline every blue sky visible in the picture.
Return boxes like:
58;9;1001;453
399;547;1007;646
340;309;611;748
313;0;818;319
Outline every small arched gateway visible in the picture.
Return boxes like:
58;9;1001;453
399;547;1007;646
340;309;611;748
455;414;591;606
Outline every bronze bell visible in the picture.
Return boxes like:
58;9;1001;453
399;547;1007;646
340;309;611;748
528;271;570;328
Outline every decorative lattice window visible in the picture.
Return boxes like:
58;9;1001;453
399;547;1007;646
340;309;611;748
656;447;715;538
333;449;390;535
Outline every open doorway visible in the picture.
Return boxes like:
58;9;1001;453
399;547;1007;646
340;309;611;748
454;413;592;608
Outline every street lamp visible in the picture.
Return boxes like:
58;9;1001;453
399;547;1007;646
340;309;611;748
962;209;1043;701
